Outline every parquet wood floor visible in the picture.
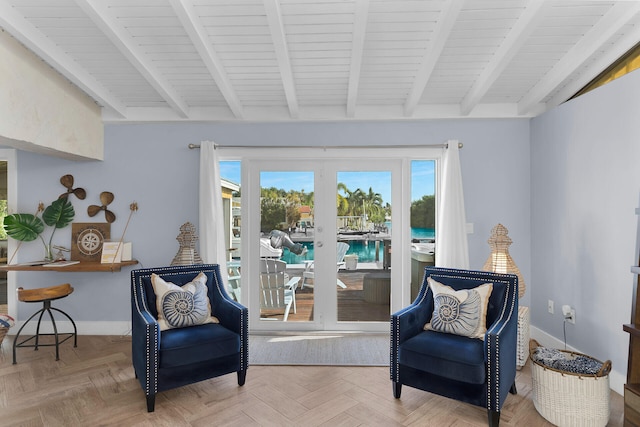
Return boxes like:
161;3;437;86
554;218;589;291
0;334;624;426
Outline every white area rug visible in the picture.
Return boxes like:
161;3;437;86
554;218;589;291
249;333;390;366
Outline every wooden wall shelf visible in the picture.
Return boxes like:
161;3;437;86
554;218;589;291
0;260;138;272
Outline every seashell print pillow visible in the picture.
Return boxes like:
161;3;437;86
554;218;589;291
151;272;219;331
424;277;493;339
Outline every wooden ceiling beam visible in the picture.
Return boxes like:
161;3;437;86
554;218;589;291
76;0;190;118
460;1;546;116
403;1;462;117
264;0;299;119
520;2;640;114
346;0;369;118
0;2;127;118
169;0;244;120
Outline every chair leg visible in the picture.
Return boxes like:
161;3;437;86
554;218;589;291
146;394;155;412
34;305;48;350
238;369;247;386
488;410;500;427
44;306;60;361
283;303;292;322
393;381;402;398
50;307;78;347
12;307;47;364
510;382;517;395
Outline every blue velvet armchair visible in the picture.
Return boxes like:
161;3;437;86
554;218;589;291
391;267;518;427
131;264;248;412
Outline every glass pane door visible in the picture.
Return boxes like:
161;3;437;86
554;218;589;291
258;169;316;324
248;157;402;332
335;171;392;323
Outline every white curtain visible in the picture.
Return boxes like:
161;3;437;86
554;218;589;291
436;140;469;269
199;141;227;266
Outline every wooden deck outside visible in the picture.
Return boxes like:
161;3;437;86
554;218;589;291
260;268;391;322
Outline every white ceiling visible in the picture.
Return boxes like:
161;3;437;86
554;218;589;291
2;0;640;123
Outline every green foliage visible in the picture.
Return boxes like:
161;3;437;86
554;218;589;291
260;181;390;232
285;204;301;228
261;198;286;232
411;195;435;228
260;186;314;232
337;183;388;227
3;214;44;242
0;200;7;240
42;198;75;229
3;198;75;248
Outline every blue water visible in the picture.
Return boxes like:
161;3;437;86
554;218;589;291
411;227;435;240
280;227;435;264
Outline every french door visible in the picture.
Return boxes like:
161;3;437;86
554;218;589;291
244;154;405;332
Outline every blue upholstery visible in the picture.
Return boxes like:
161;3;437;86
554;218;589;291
131;264;248;412
391;267;518;427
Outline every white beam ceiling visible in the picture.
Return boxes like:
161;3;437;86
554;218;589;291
0;1;127;118
169;0;244;119
76;0;190;118
1;0;638;123
264;0;299;119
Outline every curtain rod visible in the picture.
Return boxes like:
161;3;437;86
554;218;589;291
188;142;462;149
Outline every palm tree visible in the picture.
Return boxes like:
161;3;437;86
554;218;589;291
362;187;385;226
336;182;350;216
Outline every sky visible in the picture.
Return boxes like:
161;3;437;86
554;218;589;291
219;160;435;203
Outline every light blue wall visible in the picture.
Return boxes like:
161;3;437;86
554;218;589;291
12;119;531;323
531;70;640;389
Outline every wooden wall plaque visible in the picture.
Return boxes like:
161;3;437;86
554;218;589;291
70;223;110;262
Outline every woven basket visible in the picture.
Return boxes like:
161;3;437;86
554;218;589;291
529;340;611;427
0;327;8;347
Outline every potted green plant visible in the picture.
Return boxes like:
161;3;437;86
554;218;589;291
3;197;75;261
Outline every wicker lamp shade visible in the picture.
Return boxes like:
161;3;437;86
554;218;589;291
482;223;526;298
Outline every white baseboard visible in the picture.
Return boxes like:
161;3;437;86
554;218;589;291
530;326;624;396
9;320;131;337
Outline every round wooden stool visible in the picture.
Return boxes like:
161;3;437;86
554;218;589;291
13;283;77;364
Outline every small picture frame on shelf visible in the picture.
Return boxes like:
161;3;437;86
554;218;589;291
100;241;123;264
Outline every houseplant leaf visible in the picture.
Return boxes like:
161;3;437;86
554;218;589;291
42;198;75;229
3;214;45;242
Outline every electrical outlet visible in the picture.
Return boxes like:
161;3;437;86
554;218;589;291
548;299;554;314
562;305;576;324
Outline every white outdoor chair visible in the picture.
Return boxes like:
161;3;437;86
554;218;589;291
301;242;350;289
259;259;300;321
227;261;241;302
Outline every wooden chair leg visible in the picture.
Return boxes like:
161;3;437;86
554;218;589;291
146;394;155;412
488;410;500;427
393;381;402;398
238;369;247;386
510;382;517;395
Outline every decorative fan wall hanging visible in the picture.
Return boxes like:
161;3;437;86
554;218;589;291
88;191;116;223
59;174;86;200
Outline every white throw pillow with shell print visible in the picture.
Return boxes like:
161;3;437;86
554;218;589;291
151;272;219;331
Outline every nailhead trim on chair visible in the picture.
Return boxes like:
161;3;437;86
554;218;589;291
132;263;249;399
131;270;157;397
394;268;518;415
211;268;248;372
391;280;431;382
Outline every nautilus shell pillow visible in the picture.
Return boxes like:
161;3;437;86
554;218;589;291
151;272;219;331
424;277;493;339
